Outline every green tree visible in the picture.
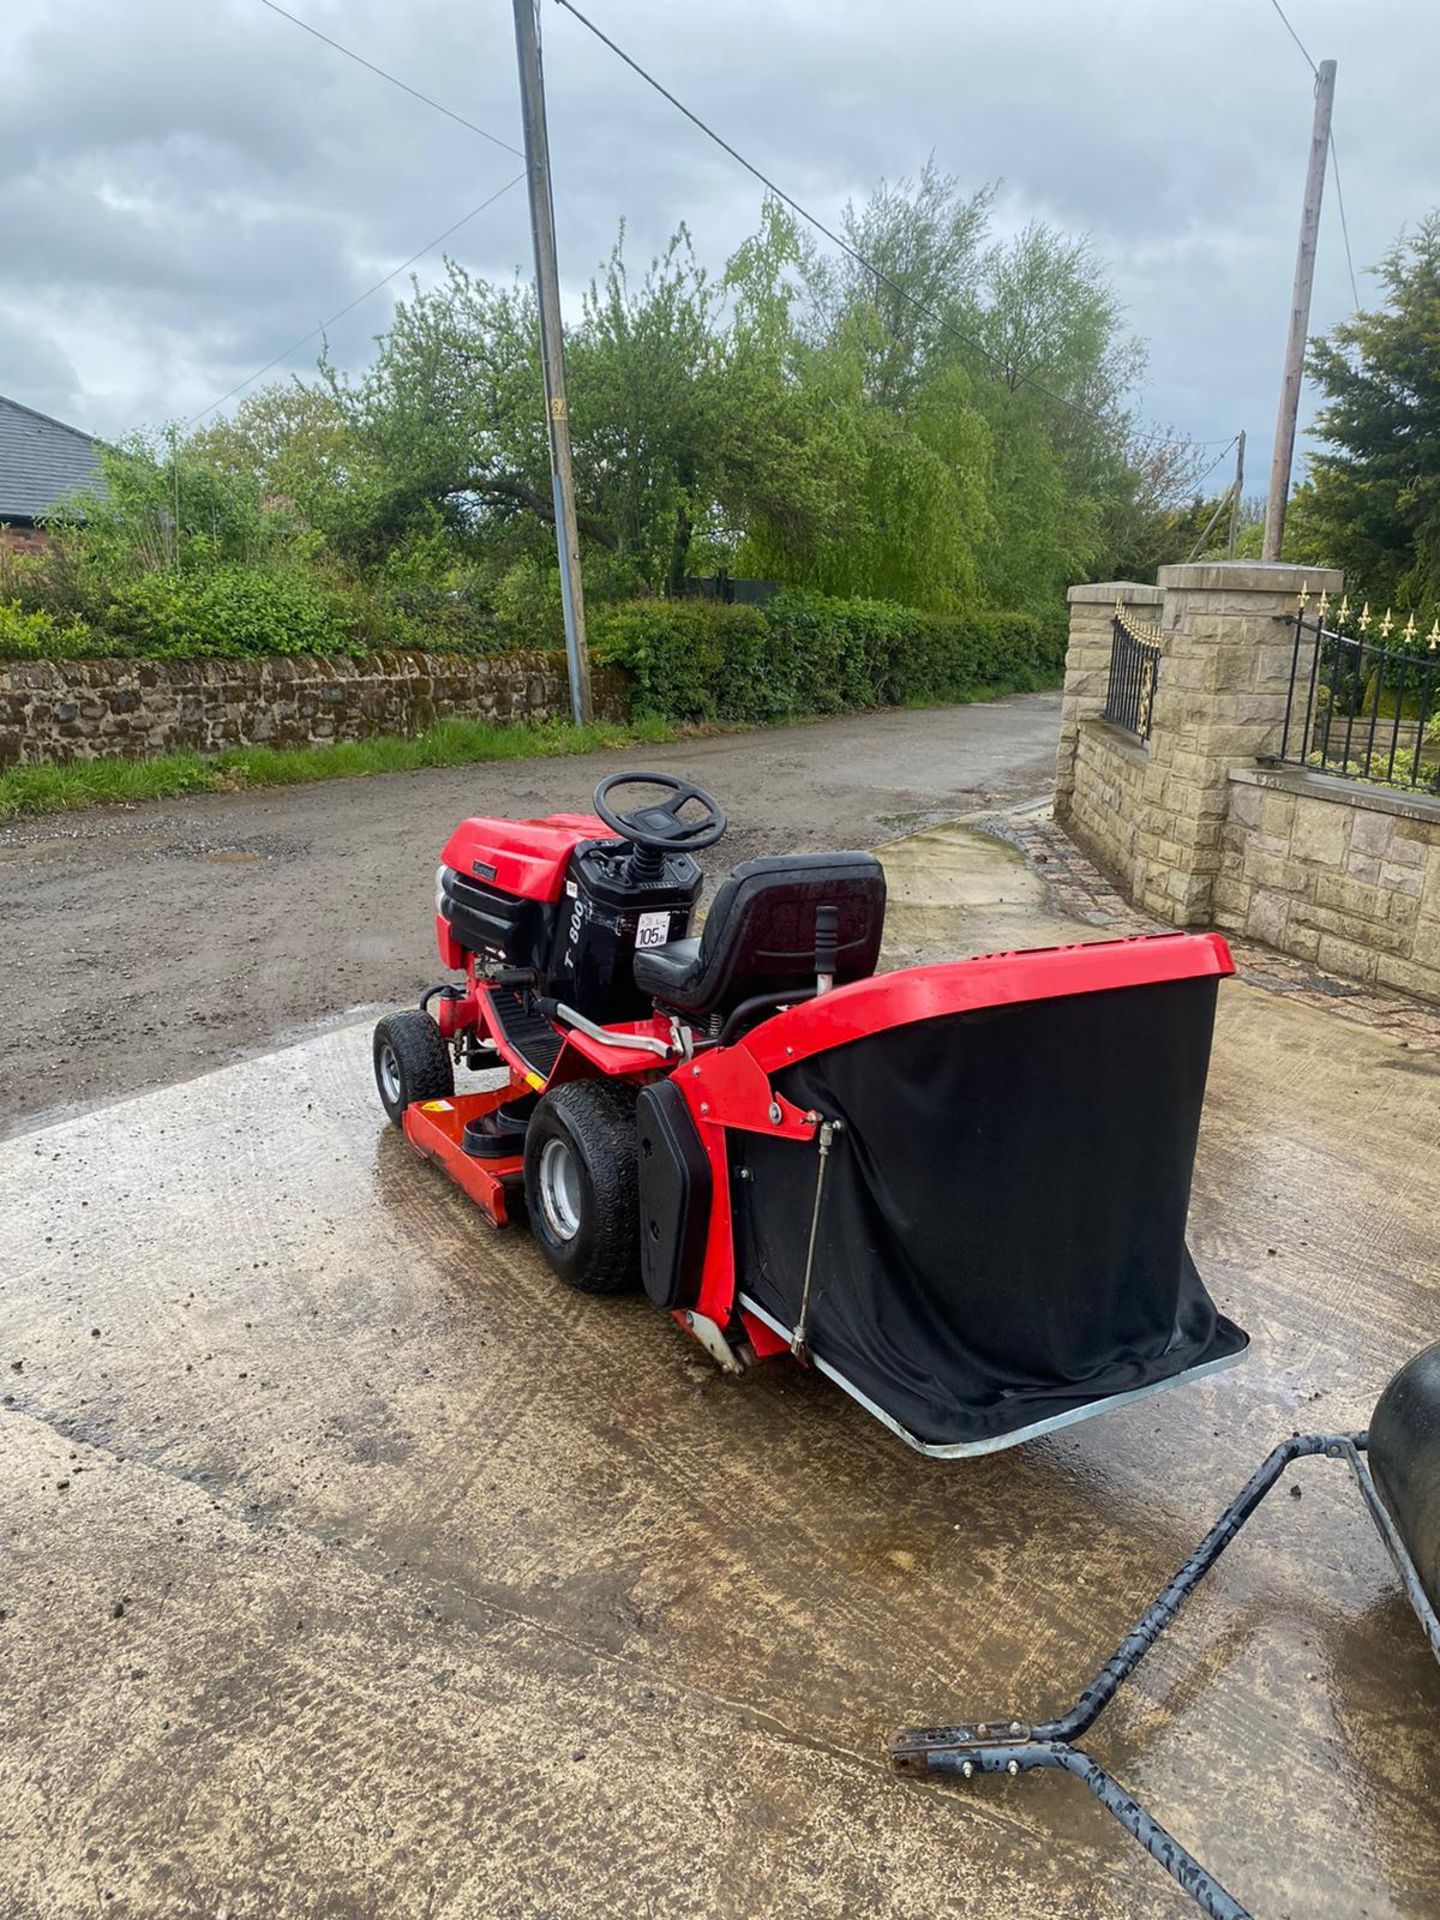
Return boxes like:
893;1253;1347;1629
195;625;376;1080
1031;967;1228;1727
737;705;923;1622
1302;214;1440;606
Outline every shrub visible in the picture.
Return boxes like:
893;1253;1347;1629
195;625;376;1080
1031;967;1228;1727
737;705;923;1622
590;601;774;722
101;565;353;658
0;600;105;660
592;592;1065;723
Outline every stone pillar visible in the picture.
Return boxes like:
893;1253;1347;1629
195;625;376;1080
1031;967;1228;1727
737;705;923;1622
1055;580;1162;823
1135;560;1342;925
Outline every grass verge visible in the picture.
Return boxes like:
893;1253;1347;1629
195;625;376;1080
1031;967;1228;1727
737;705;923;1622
0;714;677;822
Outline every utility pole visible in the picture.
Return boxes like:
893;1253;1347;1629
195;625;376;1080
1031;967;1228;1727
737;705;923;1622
1262;58;1336;563
1227;429;1246;559
513;0;592;724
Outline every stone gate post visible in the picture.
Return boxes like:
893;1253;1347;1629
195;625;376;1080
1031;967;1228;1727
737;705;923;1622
1138;561;1342;924
1056;561;1343;927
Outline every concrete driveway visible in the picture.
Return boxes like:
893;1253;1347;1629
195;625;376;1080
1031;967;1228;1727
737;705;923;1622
3;707;1439;1918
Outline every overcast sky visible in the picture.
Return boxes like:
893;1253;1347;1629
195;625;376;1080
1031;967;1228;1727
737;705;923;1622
4;0;1435;490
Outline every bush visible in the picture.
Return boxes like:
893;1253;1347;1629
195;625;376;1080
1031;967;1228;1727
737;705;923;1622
592;592;1065;723
101;566;353;658
0;600;106;660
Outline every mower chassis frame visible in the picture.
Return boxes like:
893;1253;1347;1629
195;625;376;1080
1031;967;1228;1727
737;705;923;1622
402;1083;525;1225
738;1292;1245;1458
892;1432;1440;1920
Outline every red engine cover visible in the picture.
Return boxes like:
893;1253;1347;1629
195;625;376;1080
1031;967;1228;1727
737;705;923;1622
439;813;614;903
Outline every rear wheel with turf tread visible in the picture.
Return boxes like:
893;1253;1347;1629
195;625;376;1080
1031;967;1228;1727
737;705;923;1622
373;1010;454;1126
524;1080;641;1294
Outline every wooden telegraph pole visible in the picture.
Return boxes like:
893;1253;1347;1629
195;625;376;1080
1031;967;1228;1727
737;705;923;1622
1227;429;1246;559
513;0;592;724
1262;58;1336;563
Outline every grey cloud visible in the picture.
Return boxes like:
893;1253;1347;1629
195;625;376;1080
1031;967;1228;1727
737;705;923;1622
2;0;1435;479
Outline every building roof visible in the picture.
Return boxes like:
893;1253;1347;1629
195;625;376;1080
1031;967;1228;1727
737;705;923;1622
0;394;107;524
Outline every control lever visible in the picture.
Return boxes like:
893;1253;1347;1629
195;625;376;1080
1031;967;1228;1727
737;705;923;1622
815;904;838;995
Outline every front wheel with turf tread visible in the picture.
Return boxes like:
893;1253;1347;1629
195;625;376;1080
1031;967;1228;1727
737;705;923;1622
373;1010;454;1126
524;1080;641;1295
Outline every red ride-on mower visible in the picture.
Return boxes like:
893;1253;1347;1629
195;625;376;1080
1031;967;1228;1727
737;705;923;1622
374;771;1249;1456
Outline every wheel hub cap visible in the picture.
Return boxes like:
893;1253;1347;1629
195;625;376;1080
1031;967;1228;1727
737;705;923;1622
538;1136;582;1241
379;1044;401;1106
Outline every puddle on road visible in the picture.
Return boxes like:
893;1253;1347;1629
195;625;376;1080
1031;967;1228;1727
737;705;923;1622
877;818;1111;963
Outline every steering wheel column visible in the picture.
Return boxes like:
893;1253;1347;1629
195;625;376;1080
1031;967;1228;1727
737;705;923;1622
592;772;727;881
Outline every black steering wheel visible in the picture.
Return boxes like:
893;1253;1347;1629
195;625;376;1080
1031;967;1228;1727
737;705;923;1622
593;771;727;854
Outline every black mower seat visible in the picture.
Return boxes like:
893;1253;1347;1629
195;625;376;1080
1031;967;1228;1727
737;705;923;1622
633;851;886;1018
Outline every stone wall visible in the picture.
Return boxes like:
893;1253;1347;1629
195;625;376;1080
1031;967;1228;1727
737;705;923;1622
1218;767;1440;1001
1065;716;1151;904
0;650;629;769
1056;560;1440;1005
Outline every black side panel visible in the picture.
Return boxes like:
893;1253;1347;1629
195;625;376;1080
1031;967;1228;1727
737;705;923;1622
637;1079;712;1309
732;977;1247;1449
440;867;554;971
1369;1341;1440;1617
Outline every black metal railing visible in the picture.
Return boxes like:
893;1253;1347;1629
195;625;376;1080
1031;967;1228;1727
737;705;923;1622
1277;594;1440;792
1105;610;1162;742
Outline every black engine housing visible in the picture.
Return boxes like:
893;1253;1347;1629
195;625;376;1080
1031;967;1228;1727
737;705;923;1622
438;841;702;1026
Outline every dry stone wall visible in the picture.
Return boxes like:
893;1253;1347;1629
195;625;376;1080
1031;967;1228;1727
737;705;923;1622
0;650;628;769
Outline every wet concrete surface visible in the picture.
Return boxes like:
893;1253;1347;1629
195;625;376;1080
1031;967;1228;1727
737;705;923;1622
0;696;1060;1137
3;806;1440;1916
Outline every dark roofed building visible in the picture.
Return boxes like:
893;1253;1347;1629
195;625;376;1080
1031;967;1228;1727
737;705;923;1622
0;394;107;548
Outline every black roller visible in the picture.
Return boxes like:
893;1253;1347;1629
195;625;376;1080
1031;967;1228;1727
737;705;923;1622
1368;1339;1440;1617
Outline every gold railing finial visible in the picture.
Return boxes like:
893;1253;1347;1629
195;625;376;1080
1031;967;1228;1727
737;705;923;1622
1378;608;1394;639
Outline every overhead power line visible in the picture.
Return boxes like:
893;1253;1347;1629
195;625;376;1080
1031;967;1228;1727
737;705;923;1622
1266;0;1317;72
1264;0;1361;308
185;173;526;427
258;0;526;160
1322;130;1361;311
1191;434;1240;493
552;0;1232;455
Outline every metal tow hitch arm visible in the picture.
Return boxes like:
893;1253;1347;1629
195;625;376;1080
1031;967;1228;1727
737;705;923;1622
892;1431;1440;1920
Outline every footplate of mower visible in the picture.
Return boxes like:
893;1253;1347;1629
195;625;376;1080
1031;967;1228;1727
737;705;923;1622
402;1085;526;1226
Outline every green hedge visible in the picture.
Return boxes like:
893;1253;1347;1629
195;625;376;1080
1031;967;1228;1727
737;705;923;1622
0;566;355;661
0;579;1067;729
102;566;351;659
591;592;1066;723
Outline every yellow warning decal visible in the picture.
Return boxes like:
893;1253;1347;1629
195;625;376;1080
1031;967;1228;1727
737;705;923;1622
420;1099;454;1112
525;1072;546;1092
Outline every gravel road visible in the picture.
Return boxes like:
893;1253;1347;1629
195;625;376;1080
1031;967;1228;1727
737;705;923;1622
0;693;1059;1132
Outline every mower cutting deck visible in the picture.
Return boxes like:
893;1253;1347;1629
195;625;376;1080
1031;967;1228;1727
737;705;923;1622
374;771;1248;1455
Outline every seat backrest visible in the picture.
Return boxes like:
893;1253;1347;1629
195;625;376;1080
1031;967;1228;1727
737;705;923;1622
697;852;885;1006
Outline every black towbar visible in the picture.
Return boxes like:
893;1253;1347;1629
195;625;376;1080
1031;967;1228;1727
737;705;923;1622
893;1430;1440;1920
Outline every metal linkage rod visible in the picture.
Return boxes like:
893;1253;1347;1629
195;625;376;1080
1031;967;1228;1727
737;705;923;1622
892;1432;1380;1920
1041;1431;1337;1742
